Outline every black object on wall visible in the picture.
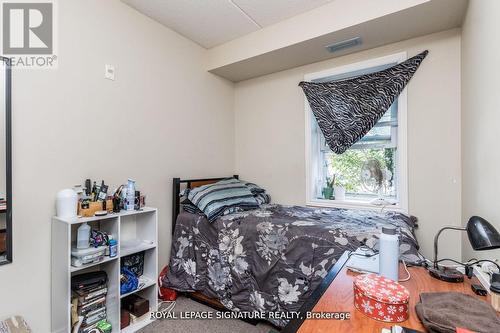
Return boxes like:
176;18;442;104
299;50;428;154
0;56;12;265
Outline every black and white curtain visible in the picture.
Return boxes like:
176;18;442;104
299;50;428;154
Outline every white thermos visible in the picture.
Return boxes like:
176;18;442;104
56;189;78;219
379;225;399;281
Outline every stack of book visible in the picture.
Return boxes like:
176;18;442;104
71;271;109;333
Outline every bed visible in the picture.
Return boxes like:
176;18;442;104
163;176;422;327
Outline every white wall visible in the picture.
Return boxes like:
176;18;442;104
234;29;462;261
461;0;500;262
0;0;235;331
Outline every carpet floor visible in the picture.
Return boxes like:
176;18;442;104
138;296;278;333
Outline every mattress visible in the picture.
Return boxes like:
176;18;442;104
163;204;422;327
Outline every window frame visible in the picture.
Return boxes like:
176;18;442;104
304;52;409;213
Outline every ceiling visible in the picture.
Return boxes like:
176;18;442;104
209;0;468;81
121;0;334;48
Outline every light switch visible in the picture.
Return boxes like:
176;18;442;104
105;64;115;81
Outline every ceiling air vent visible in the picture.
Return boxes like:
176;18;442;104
325;37;362;53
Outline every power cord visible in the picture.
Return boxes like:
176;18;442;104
399;260;411;282
435;258;499;269
157;300;177;315
417;255;499;280
436;258;500;279
347;245;379;260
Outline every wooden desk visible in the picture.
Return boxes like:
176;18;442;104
296;263;491;333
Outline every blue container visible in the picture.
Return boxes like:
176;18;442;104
109;239;118;258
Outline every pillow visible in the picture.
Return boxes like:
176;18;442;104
188;178;259;222
182;204;202;214
181;200;203;214
241;180;271;205
179;191;203;215
255;192;271;205
243;182;266;194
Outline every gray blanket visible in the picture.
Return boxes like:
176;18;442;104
416;292;500;333
163;204;422;327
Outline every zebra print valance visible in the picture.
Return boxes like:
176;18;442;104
299;50;428;154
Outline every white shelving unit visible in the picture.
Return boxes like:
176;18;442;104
51;207;158;333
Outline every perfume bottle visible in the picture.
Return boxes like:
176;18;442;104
126;179;136;211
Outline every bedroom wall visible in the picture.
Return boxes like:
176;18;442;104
234;29;462;261
461;0;500;262
0;0;234;331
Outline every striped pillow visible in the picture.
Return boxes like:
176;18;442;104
255;192;271;205
243;182;266;194
188;178;259;222
180;197;203;215
241;180;271;205
182;203;202;214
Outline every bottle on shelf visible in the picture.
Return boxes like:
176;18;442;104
126;179;136;211
76;222;91;249
108;236;118;258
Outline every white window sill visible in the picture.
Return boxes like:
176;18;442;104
306;198;407;213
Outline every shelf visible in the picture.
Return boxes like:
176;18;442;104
120;276;156;299
115;207;156;218
120;241;156;257
121;317;154;333
56;213;118;225
70;255;118;273
51;206;158;332
54;207;157;225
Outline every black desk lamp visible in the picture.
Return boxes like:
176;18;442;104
429;216;500;282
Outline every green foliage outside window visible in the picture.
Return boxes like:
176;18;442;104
329;148;395;195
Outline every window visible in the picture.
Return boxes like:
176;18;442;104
305;53;408;211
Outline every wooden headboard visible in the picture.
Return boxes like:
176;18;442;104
172;175;239;234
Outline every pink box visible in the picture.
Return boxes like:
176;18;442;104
354;273;410;322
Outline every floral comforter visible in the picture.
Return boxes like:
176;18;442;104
163;204;421;327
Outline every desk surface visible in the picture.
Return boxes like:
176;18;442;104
297;264;491;333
